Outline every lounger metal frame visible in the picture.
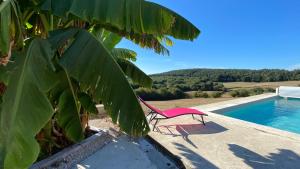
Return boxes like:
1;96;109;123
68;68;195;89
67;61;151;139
146;110;206;131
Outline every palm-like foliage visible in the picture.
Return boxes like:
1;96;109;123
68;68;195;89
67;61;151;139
0;0;200;168
94;29;153;87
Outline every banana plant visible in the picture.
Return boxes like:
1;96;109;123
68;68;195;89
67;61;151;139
0;0;200;168
92;27;153;88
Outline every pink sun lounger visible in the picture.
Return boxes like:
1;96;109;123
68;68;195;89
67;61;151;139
138;97;208;131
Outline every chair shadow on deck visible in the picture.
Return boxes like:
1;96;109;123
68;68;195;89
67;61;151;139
229;144;300;169
174;142;219;169
156;121;228;148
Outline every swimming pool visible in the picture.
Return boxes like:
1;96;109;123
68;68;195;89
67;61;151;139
215;97;300;134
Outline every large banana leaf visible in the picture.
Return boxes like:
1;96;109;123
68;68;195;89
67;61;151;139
95;30;153;88
0;0;23;55
126;34;170;55
0;64;12;85
116;57;152;88
91;27;169;55
110;48;152;88
95;29;152;88
57;89;83;142
0;39;58;169
111;48;137;61
49;28;150;136
78;92;97;114
47;69;85;143
91;27;122;50
0;0;11;54
41;0;200;40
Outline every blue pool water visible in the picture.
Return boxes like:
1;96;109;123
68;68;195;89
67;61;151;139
217;97;300;134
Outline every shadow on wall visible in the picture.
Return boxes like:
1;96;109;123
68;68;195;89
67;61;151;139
157;121;228;148
174;142;219;169
229;144;300;169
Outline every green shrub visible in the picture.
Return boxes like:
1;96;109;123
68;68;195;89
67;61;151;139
251;87;264;95
230;89;249;97
135;87;186;100
238;89;250;97
264;87;276;93
230;87;276;97
170;88;186;98
210;91;223;98
194;91;209;98
174;84;191;92
229;90;239;97
213;82;225;91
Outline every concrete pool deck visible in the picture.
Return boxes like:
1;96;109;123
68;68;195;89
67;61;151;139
148;93;300;169
75;135;177;169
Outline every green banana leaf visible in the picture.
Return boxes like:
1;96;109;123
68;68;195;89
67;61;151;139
49;28;150;136
0;0;11;54
111;48;137;61
0;0;23;55
41;0;200;40
78;92;98;114
94;31;153;88
91;27;123;50
57;89;84;142
0;39;58;169
114;56;152;88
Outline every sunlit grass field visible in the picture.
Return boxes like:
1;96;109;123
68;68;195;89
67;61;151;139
223;81;300;90
149;81;300;110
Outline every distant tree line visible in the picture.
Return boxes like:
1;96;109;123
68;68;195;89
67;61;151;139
133;76;225;100
135;87;186;101
152;69;300;82
151;76;225;91
133;69;299;101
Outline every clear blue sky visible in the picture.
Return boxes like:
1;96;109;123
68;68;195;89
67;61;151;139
117;0;300;74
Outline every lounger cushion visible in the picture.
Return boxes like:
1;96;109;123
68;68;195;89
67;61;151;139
139;97;207;118
162;108;207;118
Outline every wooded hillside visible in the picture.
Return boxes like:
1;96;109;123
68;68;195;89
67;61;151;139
151;69;300;82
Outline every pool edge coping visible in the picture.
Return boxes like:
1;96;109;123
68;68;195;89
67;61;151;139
192;93;277;112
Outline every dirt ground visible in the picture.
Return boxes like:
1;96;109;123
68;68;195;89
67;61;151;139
145;97;233;110
224;81;300;90
89;113;120;133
